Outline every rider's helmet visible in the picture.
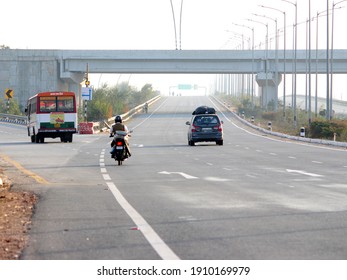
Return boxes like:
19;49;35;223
115;115;122;123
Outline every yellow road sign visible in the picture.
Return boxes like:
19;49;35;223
4;88;13;99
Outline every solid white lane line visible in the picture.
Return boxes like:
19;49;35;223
100;149;179;260
312;161;323;164
286;169;323;177
106;181;180;260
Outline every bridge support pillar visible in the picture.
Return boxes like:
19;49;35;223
59;63;85;107
256;72;282;111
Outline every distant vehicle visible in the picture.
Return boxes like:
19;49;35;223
192;105;216;115
25;91;77;143
186;107;223;146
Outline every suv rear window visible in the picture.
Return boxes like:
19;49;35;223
193;115;220;126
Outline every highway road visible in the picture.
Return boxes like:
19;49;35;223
1;95;347;260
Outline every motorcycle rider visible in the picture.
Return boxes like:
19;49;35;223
110;115;131;158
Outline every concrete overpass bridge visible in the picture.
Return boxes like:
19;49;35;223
1;49;347;108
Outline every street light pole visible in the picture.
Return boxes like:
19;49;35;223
282;0;297;127
315;11;321;118
227;30;251;97
169;0;184;50
246;18;269;109
179;0;184;50
327;0;330;120
260;5;287;116
232;23;255;108
169;0;178;50
253;13;279;111
330;0;347;120
308;0;312;125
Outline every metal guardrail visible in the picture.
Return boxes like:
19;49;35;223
108;95;161;124
104;95;161;130
212;96;347;148
0;113;27;125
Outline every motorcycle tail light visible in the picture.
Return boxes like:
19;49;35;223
116;141;123;146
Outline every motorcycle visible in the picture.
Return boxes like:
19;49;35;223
110;130;131;165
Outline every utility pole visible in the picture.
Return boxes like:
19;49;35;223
84;63;90;122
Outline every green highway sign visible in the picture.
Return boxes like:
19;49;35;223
178;84;192;90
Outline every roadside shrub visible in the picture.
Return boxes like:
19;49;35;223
261;111;277;121
309;120;347;140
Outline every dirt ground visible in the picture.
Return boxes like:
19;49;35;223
0;160;37;260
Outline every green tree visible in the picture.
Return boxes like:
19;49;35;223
85;82;158;121
0;45;10;49
0;98;22;115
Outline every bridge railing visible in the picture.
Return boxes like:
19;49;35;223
0;113;27;125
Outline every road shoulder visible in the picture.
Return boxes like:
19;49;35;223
0;157;37;260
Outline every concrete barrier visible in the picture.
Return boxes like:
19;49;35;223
79;122;94;134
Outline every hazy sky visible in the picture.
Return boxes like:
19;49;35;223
2;0;347;98
2;0;346;50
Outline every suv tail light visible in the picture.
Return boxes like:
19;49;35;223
213;125;223;132
191;124;201;132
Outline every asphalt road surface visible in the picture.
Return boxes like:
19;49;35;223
1;95;347;260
